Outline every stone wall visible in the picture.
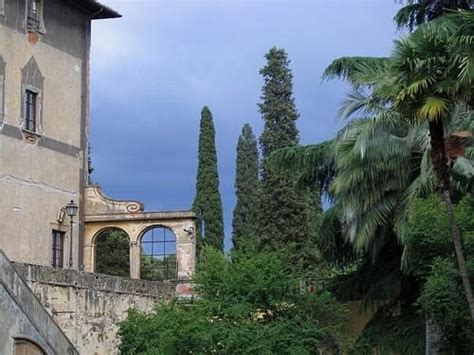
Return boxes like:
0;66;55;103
14;262;176;355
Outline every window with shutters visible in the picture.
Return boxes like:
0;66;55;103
51;230;64;268
24;90;38;132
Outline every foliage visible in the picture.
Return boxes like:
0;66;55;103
257;47;320;263
257;164;310;245
351;306;425;354
258;47;299;159
324;12;474;119
140;253;177;281
322;12;474;320
95;229;130;277
268;141;335;195
416;258;474;352
403;195;474;351
232;124;259;250
327;235;403;308
266;12;474;351
119;246;348;354
193;106;225;252
317;207;354;267
330;118;430;253
404;195;452;276
394;0;472;31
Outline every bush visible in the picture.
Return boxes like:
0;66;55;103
119;246;348;354
416;258;474;352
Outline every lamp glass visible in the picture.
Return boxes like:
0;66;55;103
65;200;79;217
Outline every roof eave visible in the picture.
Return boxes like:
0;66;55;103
91;3;122;20
64;0;122;20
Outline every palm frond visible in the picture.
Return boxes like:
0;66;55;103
323;57;389;88
417;96;450;120
268;141;335;193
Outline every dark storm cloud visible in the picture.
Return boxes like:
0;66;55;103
90;0;400;250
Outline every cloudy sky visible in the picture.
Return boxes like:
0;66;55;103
90;0;401;250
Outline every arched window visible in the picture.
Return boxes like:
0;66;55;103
94;228;130;277
140;227;177;281
14;338;45;355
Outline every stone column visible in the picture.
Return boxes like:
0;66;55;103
175;225;196;280
83;243;94;272
130;241;140;279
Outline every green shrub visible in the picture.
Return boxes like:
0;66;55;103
119;246;348;354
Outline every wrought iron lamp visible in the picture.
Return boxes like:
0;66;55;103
65;200;78;269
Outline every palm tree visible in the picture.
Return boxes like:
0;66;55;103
272;103;473;352
324;12;474;320
384;13;474;320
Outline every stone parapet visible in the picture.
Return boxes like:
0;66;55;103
12;262;177;354
13;262;175;298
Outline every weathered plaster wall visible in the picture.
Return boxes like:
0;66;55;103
14;262;176;355
0;250;78;355
0;0;90;267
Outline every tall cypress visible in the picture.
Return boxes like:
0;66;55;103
193;106;225;252
232;124;259;250
257;47;311;251
258;47;299;159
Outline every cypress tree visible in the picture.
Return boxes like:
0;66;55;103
258;47;299;159
193;106;225;252
257;47;311;251
232;124;259;250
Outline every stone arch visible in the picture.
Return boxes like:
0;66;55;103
138;225;178;281
92;227;131;277
91;226;130;246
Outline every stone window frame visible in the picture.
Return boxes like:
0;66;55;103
20;57;44;138
23;88;39;132
0;56;5;126
21;84;43;135
24;0;46;34
50;223;68;267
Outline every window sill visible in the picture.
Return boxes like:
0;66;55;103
27;27;46;35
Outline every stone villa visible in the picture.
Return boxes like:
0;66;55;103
0;1;196;353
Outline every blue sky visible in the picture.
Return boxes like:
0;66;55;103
90;0;401;250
